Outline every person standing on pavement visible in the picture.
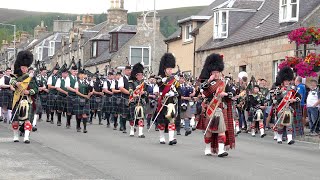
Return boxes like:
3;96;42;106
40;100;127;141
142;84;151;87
0;68;14;124
306;79;320;136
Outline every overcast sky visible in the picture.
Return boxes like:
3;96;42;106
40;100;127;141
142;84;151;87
1;0;214;14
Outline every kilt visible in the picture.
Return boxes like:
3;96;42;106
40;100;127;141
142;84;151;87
0;89;13;109
35;97;43;114
73;96;90;115
180;103;192;119
103;96;113;113
111;96;121;114
66;95;76;114
47;93;57;111
90;95;104;111
145;99;157;115
39;93;48;110
56;94;67;112
127;102;135;120
156;97;177;124
119;97;130;116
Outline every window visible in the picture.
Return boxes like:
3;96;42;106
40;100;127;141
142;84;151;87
184;24;193;42
279;0;299;23
213;11;228;39
48;41;55;56
130;47;151;66
273;60;284;82
92;41;97;58
239;65;246;72
7;50;14;60
37;47;43;61
110;33;118;52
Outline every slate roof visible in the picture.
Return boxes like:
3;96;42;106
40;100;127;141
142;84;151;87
220;0;264;9
197;0;320;51
90;34;110;41
85;51;114;67
164;28;181;42
109;24;137;33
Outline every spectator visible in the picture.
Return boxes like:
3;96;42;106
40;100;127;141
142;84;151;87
306;79;320;136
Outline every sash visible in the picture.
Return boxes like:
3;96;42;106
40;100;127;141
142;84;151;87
276;89;295;114
157;77;176;111
129;82;145;104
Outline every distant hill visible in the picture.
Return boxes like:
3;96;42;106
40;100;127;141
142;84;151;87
0;6;206;45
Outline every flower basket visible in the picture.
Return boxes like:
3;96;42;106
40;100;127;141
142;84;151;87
288;27;320;46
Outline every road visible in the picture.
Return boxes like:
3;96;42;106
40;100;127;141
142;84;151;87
0;117;319;180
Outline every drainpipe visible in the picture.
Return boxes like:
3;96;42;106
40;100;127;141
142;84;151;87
193;35;196;79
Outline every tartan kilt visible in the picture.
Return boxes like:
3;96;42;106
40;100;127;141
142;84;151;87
145;100;157;115
35;97;43;114
47;93;57;111
103;96;113;113
39;93;48;110
56;94;67;112
66;95;76;114
126;103;135;120
0;89;13;109
90;95;104;111
111;96;121;114
73;96;90;115
119;97;130;116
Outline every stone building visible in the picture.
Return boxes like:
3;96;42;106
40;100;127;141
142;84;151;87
166;0;320;84
82;0;166;74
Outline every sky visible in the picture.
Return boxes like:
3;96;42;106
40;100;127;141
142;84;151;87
1;0;214;14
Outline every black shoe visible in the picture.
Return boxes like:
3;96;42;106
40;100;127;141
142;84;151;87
14;140;19;143
236;131;241;135
261;134;267;138
57;122;61;126
288;140;295;145
177;131;181;136
185;130;192;136
46;119;50;122
160;141;166;144
155;127;159;131
218;152;228;157
83;130;88;133
3;119;7;123
106;123;109;127
169;139;177;145
130;135;134;137
77;128;81;132
0;117;3;122
138;135;145;138
24;140;30;144
277;141;282;144
120;127;123;131
32;127;37;132
123;130;127;134
192;127;196;131
50;120;54;124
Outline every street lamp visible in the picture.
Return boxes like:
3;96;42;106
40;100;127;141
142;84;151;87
0;23;16;65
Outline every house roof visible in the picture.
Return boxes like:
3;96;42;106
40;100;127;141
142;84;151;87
84;50;114;67
90;34;110;41
219;0;264;10
25;33;54;50
165;0;230;42
164;28;181;42
177;16;211;24
198;0;320;52
109;24;137;33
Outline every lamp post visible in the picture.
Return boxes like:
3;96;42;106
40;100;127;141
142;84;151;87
0;23;16;65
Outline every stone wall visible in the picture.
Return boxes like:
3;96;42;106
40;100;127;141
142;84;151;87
195;35;296;85
53;20;74;33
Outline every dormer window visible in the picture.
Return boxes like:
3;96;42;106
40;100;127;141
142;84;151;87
184;24;193;42
213;11;228;39
48;41;55;57
110;33;118;52
279;0;299;23
92;41;97;58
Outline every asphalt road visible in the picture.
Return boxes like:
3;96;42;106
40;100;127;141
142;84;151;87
0;117;319;180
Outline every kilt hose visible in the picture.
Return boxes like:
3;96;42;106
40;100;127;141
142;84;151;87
90;95;104;111
47;93;57;111
0;89;13;109
103;95;113;113
56;93;67;112
73;96;90;116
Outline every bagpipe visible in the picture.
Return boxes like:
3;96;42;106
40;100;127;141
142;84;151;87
203;75;230;135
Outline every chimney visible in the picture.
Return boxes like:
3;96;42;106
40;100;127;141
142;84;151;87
77;15;81;21
41;20;44;27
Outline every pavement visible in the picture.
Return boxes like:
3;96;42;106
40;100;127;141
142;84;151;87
0;117;319;180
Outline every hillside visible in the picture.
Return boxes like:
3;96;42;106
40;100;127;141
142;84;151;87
0;6;205;45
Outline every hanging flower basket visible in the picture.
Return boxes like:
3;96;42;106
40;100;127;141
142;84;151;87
288;27;320;46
